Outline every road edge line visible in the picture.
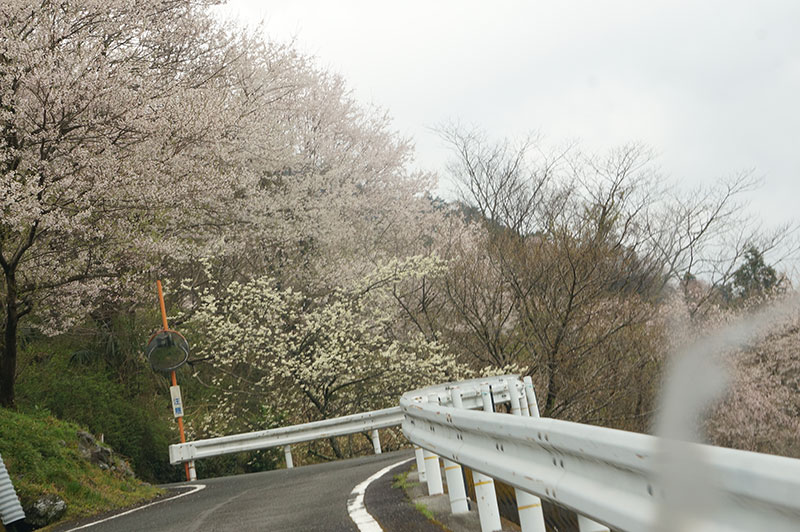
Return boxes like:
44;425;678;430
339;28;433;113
347;458;413;532
62;483;206;531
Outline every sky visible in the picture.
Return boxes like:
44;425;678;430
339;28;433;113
215;0;800;231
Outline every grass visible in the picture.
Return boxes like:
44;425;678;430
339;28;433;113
414;502;436;520
392;470;418;490
0;407;162;529
393;469;450;529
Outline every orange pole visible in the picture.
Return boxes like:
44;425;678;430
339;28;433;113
158;281;190;481
172;369;190;480
170;371;186;444
157;280;169;331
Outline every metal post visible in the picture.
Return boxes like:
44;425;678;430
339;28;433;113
578;514;610;532
474;383;502;532
508;382;546;532
522;376;540;417
414;445;427;482
413;396;427;483
518;384;531;417
423;449;444;496
371;429;382;454
424;393;444;496
188;460;197;481
443;387;469;514
284;445;294;469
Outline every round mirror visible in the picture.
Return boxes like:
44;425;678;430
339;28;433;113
145;330;189;372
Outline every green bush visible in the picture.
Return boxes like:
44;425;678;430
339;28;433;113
16;338;181;484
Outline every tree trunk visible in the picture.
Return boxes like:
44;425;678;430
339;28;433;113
329;436;343;459
1;270;18;408
544;354;559;417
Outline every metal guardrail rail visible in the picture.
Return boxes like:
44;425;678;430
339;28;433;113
167;374;800;531
403;375;514;410
401;376;800;532
169;406;404;465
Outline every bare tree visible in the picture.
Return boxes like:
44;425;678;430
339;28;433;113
438;124;570;236
436;126;795;430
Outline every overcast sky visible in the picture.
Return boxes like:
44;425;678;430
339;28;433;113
217;0;800;230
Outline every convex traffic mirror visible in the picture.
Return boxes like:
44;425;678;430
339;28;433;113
145;330;189;372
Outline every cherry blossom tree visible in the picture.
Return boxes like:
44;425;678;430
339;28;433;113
702;298;800;458
1;0;449;415
0;0;296;406
185;256;470;454
172;59;445;332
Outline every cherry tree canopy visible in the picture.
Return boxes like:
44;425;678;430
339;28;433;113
0;0;442;407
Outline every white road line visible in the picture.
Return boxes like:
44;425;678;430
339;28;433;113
63;484;206;531
347;458;413;532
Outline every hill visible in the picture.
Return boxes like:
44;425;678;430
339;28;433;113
0;408;161;530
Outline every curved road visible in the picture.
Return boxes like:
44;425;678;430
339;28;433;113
55;450;418;532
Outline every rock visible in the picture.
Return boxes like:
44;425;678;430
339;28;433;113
25;493;67;527
76;430;95;460
75;430;135;478
115;459;136;478
77;430;113;468
90;445;113;468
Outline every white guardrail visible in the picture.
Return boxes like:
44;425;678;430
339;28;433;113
401;375;800;532
169;406;404;471
169;375;800;532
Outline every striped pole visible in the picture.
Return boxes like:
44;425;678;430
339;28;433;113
0;454;25;527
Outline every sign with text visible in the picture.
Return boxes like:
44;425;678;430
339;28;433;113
169;385;184;418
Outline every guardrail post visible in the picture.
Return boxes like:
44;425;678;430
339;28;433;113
423;394;444;496
508;382;545;532
577;514;610;532
412;396;428;483
473;383;502;532
414;445;427;482
521;377;607;532
371;429;382;454
518;385;531;417
284;445;294;469
508;382;546;532
443;387;469;514
423;449;444;495
522;376;539;417
188;460;197;481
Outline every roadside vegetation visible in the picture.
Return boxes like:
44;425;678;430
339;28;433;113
0;408;160;529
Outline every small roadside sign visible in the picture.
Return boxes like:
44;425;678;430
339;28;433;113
170;385;184;418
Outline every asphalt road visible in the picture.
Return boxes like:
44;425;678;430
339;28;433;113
55;450;417;532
